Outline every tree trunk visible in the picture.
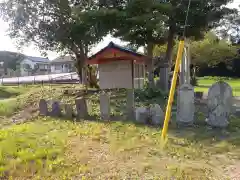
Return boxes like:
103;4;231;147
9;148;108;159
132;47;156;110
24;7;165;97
75;53;84;84
87;65;99;88
147;42;154;88
160;22;175;92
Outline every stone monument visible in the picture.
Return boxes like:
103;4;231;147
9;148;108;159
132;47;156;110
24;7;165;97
75;98;88;119
126;89;135;120
50;101;61;117
39;99;48;116
100;92;110;120
177;84;195;125
135;107;148;124
64;104;73;119
206;81;233;128
149;104;164;125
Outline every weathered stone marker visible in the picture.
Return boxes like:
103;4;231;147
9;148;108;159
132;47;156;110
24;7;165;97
75;98;88;119
177;84;195;125
50;101;61;117
100;92;110;120
64;104;73;119
126;89;135;120
206;81;233;128
135;107;148;124
39;99;48;116
149;104;164;125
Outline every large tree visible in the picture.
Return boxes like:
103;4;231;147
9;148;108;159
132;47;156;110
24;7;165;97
110;0;169;87
108;0;234;90
0;51;24;71
0;0;110;84
216;6;240;44
154;32;238;66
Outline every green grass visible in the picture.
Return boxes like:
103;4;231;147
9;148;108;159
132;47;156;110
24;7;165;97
195;77;240;96
0;84;239;179
0;86;27;98
0;85;81;117
0;117;239;179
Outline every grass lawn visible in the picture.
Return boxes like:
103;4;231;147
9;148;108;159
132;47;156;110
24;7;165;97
0;116;240;179
0;85;239;179
195;77;240;96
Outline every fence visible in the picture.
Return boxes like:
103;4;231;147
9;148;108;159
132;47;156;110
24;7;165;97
0;72;80;85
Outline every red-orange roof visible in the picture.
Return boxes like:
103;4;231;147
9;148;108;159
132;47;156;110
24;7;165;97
87;42;146;64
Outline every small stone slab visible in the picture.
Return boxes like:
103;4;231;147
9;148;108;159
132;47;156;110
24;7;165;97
135;107;148;124
126;89;135;120
75;98;88;119
100;93;110;120
64;104;73;119
149;104;164;125
177;84;195;125
206;81;233;128
50;101;61;117
39;99;48;116
195;91;204;99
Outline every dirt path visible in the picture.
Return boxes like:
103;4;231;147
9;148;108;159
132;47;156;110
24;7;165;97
11;106;38;125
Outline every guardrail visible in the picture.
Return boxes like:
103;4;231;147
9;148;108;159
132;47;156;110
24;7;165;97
0;72;81;85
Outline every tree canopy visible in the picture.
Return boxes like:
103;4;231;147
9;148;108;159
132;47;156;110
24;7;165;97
153;32;238;66
0;51;24;71
105;0;234;89
0;0;237;88
0;0;112;82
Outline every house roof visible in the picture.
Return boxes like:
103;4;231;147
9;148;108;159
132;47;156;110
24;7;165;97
26;56;50;63
88;42;145;61
51;56;74;64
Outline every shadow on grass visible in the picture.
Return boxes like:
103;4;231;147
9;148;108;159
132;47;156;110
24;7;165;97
0;88;21;98
45;110;240;148
167;115;240;150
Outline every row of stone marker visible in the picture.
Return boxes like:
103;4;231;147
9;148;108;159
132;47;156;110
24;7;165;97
133;81;233;128
39;89;164;125
39;98;89;119
39;81;234;128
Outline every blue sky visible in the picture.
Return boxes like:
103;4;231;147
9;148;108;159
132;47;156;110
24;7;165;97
0;0;239;60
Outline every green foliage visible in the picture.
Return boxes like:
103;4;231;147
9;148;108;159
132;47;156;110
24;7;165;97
153;32;238;66
109;0;233;50
216;8;240;44
135;87;166;100
190;32;238;65
112;0;169;46
0;0;110;81
0;51;24;71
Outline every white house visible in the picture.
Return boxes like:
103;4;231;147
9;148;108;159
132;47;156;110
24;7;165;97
20;56;50;76
50;56;76;74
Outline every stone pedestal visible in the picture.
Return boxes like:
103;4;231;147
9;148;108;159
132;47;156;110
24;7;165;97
177;84;195;125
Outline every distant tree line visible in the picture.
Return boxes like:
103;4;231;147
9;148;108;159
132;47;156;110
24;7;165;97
154;32;240;78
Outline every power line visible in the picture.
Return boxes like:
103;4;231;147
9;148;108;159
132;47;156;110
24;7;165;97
182;0;191;38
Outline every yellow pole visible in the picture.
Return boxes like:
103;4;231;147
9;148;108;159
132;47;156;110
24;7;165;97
161;40;185;141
